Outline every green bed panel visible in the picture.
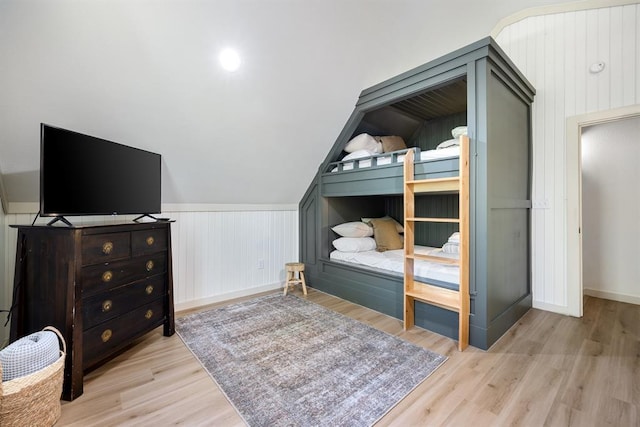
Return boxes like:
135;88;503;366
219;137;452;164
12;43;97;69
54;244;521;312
487;70;531;201
487;208;531;321
321;156;460;197
315;260;404;318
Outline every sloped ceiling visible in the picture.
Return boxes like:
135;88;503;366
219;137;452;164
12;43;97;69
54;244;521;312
0;0;567;208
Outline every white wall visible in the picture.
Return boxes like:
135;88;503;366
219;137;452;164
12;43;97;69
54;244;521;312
581;116;640;303
0;0;589;208
496;3;640;314
1;207;298;341
0;200;6;347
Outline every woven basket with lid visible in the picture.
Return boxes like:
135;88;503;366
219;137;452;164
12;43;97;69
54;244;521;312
0;326;66;427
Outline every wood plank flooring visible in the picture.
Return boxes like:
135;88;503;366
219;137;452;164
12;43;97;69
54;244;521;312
58;290;639;426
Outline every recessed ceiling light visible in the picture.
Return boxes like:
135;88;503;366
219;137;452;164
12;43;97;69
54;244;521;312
219;48;241;72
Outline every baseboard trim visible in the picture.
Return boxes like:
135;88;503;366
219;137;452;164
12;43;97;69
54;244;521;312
532;300;577;317
175;283;282;313
583;288;640;306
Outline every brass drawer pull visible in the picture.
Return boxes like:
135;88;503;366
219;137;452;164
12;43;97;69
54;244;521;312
102;271;113;282
145;260;154;271
145;285;154;295
102;241;114;255
102;300;113;312
145;309;153;319
101;329;112;343
146;236;155;246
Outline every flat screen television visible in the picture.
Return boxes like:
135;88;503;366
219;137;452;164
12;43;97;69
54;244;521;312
40;123;161;225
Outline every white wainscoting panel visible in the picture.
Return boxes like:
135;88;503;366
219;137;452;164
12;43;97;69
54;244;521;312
167;209;299;310
496;3;640;313
1;209;299;331
2;213;34;346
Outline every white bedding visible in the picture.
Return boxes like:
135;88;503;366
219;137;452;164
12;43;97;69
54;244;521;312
330;146;459;172
330;245;459;286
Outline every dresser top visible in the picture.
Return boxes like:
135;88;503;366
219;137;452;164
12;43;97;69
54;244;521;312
11;220;173;233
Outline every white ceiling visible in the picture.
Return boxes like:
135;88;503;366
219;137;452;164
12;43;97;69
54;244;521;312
0;0;569;207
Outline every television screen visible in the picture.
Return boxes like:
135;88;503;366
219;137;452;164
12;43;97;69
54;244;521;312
40;124;161;218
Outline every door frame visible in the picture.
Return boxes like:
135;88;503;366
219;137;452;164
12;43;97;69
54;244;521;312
566;104;640;317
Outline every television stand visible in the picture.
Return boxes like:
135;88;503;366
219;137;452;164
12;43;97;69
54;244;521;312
9;221;175;400
133;213;158;222
47;216;73;227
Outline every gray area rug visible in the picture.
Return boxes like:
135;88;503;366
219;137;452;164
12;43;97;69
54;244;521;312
176;294;446;427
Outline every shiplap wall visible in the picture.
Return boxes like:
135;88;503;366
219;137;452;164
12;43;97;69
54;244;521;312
496;3;640;313
0;208;298;341
167;209;298;308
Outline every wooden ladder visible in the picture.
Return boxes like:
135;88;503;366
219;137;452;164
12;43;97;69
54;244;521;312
403;135;470;351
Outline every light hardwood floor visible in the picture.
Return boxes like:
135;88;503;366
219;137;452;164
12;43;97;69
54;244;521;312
58;289;639;426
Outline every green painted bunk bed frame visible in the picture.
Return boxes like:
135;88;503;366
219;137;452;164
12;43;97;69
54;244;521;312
299;37;535;350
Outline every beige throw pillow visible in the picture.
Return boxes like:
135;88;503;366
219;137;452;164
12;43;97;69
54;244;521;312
376;136;407;153
369;218;403;252
361;215;404;233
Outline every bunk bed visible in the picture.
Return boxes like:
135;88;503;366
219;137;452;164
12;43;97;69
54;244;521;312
299;37;535;350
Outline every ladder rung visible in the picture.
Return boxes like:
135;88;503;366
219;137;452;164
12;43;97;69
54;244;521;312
406;177;460;193
405;217;460;223
406;177;459;185
406;281;461;312
406;253;459;265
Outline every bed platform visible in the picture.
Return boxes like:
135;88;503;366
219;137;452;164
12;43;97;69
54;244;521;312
322;148;460;197
299;37;535;350
330;246;459;288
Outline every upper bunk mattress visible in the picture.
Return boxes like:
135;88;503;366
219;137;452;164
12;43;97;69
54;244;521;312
330;146;460;172
330;245;459;287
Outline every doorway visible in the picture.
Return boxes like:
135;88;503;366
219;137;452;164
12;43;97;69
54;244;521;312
566;105;640;317
581;117;640;303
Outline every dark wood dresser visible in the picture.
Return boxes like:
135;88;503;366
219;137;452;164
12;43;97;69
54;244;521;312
9;221;175;401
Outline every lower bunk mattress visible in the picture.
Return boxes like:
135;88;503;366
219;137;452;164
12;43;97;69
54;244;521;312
329;245;459;290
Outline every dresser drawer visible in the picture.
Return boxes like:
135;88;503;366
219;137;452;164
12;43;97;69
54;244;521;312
82;232;131;265
83;299;165;369
82;276;166;330
132;229;167;256
82;253;167;297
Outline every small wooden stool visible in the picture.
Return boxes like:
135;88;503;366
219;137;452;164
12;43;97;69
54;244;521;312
284;262;307;296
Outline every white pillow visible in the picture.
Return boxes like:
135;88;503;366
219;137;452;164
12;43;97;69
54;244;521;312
344;133;381;153
442;242;459;254
332;237;376;252
342;149;375;161
451;126;468;138
361;215;404;233
448;232;460;243
436;138;460;150
331;221;374;237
